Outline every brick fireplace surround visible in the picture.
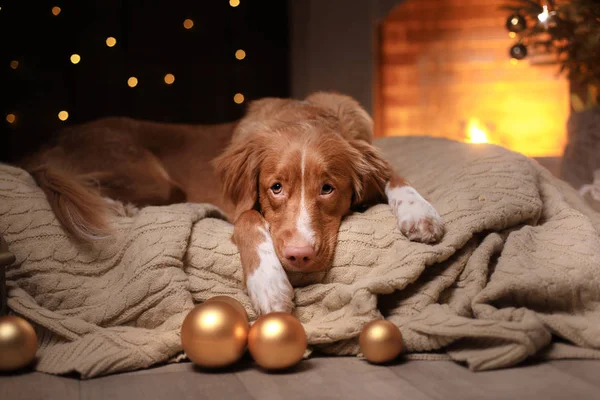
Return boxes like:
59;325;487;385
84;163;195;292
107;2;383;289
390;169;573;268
290;0;566;177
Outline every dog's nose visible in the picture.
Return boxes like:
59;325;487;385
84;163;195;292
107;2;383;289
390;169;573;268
284;246;315;267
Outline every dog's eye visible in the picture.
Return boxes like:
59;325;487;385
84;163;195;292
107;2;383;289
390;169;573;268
321;184;334;195
270;183;283;194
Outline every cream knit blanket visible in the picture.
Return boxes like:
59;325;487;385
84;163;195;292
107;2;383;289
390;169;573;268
2;136;600;378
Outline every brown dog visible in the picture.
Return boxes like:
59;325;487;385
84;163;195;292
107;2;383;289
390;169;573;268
20;92;444;315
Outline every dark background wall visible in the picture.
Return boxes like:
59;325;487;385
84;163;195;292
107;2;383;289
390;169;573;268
1;0;289;163
288;0;402;120
2;0;408;164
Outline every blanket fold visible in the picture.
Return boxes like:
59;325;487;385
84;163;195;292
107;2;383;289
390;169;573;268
1;136;599;378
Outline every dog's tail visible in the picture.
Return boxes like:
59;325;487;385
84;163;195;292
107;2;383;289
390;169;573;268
28;165;112;241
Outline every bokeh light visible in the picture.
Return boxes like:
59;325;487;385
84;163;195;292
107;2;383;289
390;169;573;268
164;73;175;84
233;93;244;104
235;49;246;60
58;111;69;121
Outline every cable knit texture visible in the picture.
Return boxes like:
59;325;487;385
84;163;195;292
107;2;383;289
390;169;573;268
1;136;600;378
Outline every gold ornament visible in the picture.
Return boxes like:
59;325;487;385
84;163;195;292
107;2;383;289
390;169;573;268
205;295;248;324
180;302;249;368
359;320;403;364
248;312;307;370
0;315;38;371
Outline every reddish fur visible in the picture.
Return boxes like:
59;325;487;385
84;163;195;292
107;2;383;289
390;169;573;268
19;118;237;241
231;210;268;281
28;165;112;240
16;91;427;315
214;92;396;273
18;92;402;276
388;174;409;189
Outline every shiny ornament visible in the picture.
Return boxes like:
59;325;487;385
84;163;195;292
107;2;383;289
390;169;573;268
180;301;249;368
205;295;248;324
506;14;527;33
509;43;528;60
537;4;558;30
359;320;403;364
248;312;307;370
0;315;38;371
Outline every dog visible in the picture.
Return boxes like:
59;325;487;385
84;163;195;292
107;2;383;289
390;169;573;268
19;91;444;315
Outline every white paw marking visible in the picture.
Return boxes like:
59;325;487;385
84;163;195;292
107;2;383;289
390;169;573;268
385;184;444;243
246;228;295;315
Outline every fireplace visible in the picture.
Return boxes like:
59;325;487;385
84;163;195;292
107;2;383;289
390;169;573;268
374;0;570;158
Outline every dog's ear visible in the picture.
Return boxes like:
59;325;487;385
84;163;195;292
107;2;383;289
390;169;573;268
347;139;393;209
213;98;292;220
306;92;391;207
305;91;373;142
212;136;264;221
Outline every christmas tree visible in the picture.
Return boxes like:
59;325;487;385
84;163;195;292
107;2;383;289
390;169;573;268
502;0;600;110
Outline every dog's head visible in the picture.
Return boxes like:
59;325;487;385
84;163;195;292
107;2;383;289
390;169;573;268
213;92;391;272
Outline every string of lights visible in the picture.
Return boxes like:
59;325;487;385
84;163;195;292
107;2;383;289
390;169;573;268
4;1;246;127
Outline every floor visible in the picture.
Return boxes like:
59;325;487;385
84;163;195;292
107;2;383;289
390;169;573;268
2;356;600;400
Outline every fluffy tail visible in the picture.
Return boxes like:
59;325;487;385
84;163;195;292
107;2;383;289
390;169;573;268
28;165;112;241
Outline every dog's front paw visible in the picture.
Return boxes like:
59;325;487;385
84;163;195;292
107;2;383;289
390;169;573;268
246;239;295;315
387;185;444;244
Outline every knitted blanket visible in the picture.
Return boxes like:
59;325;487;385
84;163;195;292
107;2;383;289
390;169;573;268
2;136;600;379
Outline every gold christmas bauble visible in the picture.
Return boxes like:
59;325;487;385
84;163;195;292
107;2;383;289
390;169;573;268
0;315;38;372
248;312;307;370
180;301;249;368
359;320;403;364
205;296;248;324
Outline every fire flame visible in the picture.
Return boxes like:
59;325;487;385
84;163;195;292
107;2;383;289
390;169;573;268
465;118;489;144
